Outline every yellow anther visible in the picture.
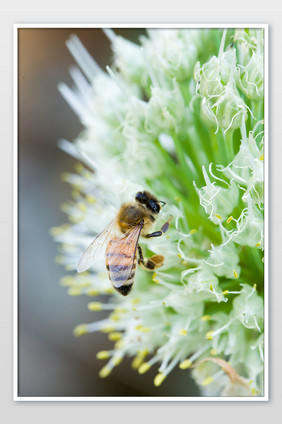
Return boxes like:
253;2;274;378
50;226;65;236
210;284;214;291
259;154;264;161
251;387;257;395
205;331;214;340
72;189;80;199
179;329;187;336
109;313;121;322
201;315;211;322
135;325;143;330
233;270;239;279
202;376;214;386
100;326;115;333
77;202;87;212
73;324;88;337
215;214;222;220
88;302;102;311
114;340;124;349
253;284;257;290
139;327;151;333
55;255;64;264
179;359;192;369
177;254;182;258
59;276;75;286
99;365;112;378
137;349;149;357
68;287;83;296
210;348;217;356
104;287;114;294
154;373;166;387
108;332;122;341
138;362;151;374
112;356;123;366
85;194;96;203
256;242;261;247
96;351;110;360
87;289;100;297
131;355;144;370
61;172;70;182
189;229;197;235
222;290;229;295
152;273;159;283
226;216;233;224
75;163;83;173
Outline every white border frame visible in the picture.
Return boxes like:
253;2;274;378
13;23;269;402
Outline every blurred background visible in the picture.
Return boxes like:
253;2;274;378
18;27;199;397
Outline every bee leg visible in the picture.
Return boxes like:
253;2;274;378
137;244;164;270
145;215;172;239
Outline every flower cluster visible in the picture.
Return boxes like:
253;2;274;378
51;27;265;396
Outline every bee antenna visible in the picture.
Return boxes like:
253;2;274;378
159;200;166;206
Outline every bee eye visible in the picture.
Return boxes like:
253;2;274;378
148;200;160;214
135;191;147;204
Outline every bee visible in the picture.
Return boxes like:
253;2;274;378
77;191;172;296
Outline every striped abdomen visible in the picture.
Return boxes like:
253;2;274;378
105;225;142;296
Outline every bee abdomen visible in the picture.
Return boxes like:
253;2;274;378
116;283;134;296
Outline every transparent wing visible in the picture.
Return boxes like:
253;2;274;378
77;218;118;273
106;223;142;288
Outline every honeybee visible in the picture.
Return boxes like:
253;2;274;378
77;191;172;296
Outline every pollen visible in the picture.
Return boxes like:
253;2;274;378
112;356;123;366
189;229;197;235
68;287;83;296
88;302;102;311
256;242;261;247
85;194;96;203
59;276;75;286
233;270;239;278
201;315;211;322
114;340;124;349
99;365;112;379
179;359;192;369
205;331;214;340
100;326;115;333
131;355;144;370
179;328;187;336
96;350;110;360
108;332;123;341
209;284;214;291
104;287;114;294
226;216;233;224
259;154;264;161
152;273;159;283
222;290;229;295
87;289;100;297
77;202;87;212
214;214;222;220
139;327;151;333
138;362;151;374
202;376;213;386
73;324;88;337
154;372;166;387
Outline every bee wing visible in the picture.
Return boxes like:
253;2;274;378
77;218;118;273
106;223;143;289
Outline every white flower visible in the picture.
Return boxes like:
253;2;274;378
52;27;265;396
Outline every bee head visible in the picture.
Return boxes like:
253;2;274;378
135;191;165;215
